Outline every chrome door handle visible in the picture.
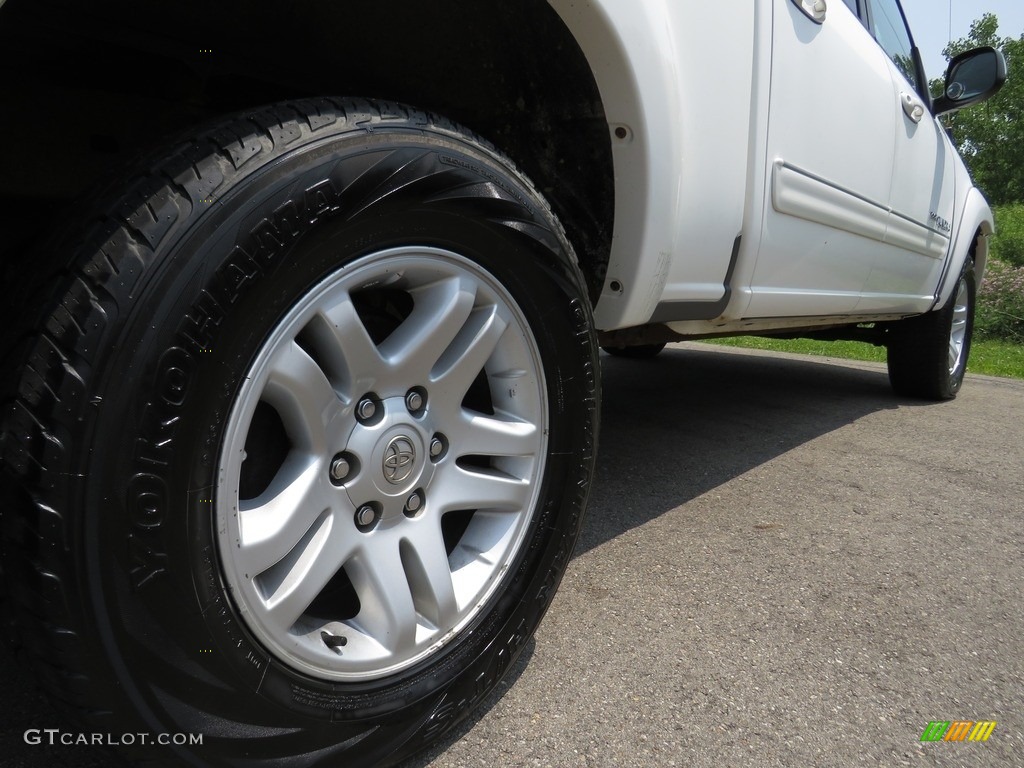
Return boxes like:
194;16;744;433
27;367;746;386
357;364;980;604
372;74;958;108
901;92;925;123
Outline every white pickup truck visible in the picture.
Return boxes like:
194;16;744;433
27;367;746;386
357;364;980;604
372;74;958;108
0;0;1006;765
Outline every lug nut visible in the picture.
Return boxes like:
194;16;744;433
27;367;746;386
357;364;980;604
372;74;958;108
355;504;377;528
405;389;425;413
355;396;377;422
429;435;446;459
330;457;351;482
405;491;423;515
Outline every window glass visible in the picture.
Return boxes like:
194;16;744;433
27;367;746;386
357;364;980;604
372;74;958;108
870;0;917;89
842;0;858;15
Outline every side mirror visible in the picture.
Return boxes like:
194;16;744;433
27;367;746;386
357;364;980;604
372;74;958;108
933;47;1007;115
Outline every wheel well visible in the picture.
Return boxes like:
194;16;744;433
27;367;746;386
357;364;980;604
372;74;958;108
0;0;613;301
971;226;989;283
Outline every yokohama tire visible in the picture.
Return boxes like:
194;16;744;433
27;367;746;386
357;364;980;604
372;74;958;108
886;259;975;400
0;99;599;766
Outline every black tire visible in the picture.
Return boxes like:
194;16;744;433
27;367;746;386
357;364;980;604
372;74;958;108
601;343;667;359
886;259;975;400
0;99;599;766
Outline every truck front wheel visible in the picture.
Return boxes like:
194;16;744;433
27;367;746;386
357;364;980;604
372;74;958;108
0;99;599;766
886;259;975;400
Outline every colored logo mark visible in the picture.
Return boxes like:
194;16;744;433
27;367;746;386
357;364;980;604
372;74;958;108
920;721;996;742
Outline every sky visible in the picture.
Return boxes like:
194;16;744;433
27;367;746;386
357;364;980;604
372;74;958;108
901;0;1024;81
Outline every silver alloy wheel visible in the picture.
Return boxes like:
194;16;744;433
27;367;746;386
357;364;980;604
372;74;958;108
948;276;970;376
216;247;547;681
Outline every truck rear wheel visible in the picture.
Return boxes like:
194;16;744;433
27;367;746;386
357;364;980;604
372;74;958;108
0;99;599;766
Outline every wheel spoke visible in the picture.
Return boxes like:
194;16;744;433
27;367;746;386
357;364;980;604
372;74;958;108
312;296;386;402
431;464;531;514
379;275;477;382
450;411;539;458
401;523;460;626
347;540;418;653
430;305;509;403
261;514;353;633
263;341;339;452
236;456;330;577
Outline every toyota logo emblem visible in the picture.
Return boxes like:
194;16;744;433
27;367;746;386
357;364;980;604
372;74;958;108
383;436;416;484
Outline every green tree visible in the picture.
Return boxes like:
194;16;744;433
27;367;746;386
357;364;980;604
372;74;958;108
933;14;1024;205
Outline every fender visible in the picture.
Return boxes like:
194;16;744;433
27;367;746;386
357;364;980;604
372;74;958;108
934;184;994;311
547;0;758;331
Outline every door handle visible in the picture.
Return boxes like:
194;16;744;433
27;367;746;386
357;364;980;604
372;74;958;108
791;0;827;23
901;92;925;123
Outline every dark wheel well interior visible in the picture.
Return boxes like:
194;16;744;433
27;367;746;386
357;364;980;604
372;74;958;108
0;0;613;301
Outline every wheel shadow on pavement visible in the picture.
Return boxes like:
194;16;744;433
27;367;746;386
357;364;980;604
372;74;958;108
577;344;902;554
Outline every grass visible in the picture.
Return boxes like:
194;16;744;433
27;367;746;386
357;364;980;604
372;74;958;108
700;336;1024;379
969;339;1024;378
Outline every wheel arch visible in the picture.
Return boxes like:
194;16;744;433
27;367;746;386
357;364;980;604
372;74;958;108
0;0;614;303
936;186;994;310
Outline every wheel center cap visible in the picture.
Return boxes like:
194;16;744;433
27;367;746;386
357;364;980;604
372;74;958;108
382;436;416;484
340;402;432;500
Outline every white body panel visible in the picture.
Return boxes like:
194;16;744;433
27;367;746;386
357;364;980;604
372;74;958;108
745;0;897;317
650;3;755;307
546;0;756;329
549;0;995;334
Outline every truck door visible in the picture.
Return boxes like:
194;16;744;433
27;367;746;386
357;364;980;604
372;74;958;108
856;0;957;314
747;0;898;318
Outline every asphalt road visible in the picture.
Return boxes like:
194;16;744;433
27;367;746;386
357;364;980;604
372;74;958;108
3;343;1022;767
